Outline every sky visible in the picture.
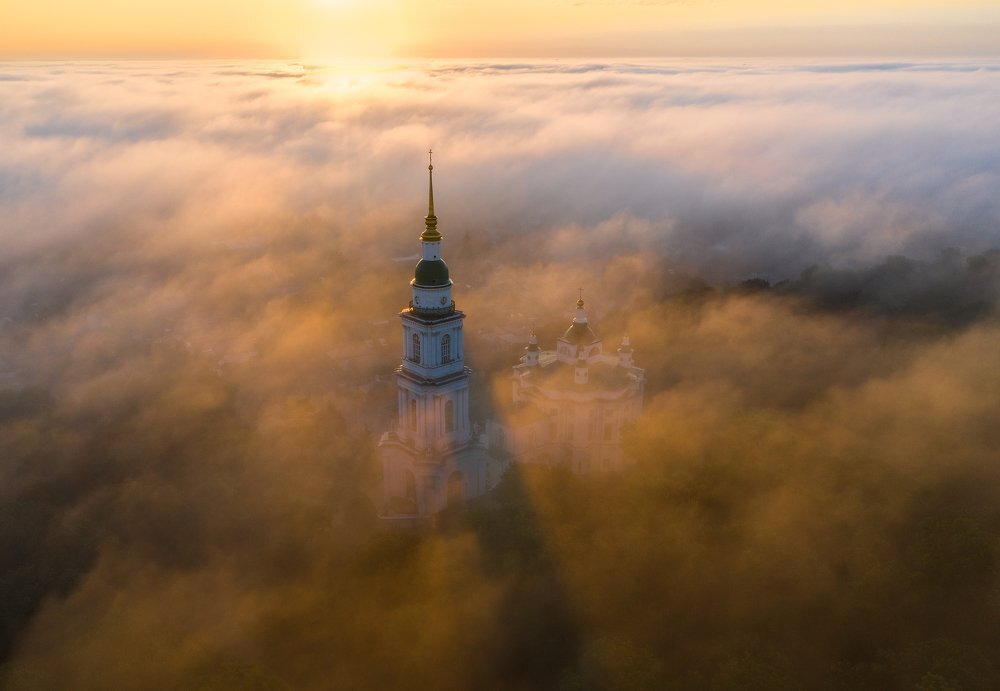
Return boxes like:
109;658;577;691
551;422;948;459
3;0;1000;58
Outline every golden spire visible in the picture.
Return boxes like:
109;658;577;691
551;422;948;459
577;288;584;309
421;148;441;242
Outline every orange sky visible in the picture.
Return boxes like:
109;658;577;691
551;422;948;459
2;0;999;58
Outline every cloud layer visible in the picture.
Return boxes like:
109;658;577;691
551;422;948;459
3;59;1000;276
0;60;999;689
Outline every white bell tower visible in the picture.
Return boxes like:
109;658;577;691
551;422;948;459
379;152;487;520
394;152;471;452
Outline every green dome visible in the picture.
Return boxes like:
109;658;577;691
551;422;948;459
414;258;450;286
562;322;598;345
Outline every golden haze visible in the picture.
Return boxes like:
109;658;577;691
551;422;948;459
2;0;1000;57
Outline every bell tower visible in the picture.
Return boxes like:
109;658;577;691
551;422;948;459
394;151;472;452
379;153;486;521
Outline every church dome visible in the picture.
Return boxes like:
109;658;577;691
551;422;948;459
562;321;598;345
560;295;599;347
414;258;450;286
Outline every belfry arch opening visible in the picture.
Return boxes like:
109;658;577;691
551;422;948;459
441;334;451;363
411;333;421;363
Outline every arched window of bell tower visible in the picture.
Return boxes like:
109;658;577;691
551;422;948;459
408;399;417;429
441;334;451;363
412;333;421;363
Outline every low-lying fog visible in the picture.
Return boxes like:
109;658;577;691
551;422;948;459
1;60;998;689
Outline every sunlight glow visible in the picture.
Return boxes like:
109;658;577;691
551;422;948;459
0;0;998;57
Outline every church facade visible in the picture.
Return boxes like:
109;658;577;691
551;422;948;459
486;300;645;474
379;157;644;520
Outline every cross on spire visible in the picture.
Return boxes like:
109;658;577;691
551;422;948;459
421;149;441;241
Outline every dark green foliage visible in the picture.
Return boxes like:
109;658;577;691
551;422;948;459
785;249;1000;326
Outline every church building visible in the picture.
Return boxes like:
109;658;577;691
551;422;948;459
379;156;644;521
486;298;645;474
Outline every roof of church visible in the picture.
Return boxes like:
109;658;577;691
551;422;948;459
520;353;637;393
412;151;450;287
560;296;600;345
419;150;441;242
414;258;450;286
562;321;599;345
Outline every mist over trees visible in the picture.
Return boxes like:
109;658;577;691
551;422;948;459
3;249;998;689
1;61;999;689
